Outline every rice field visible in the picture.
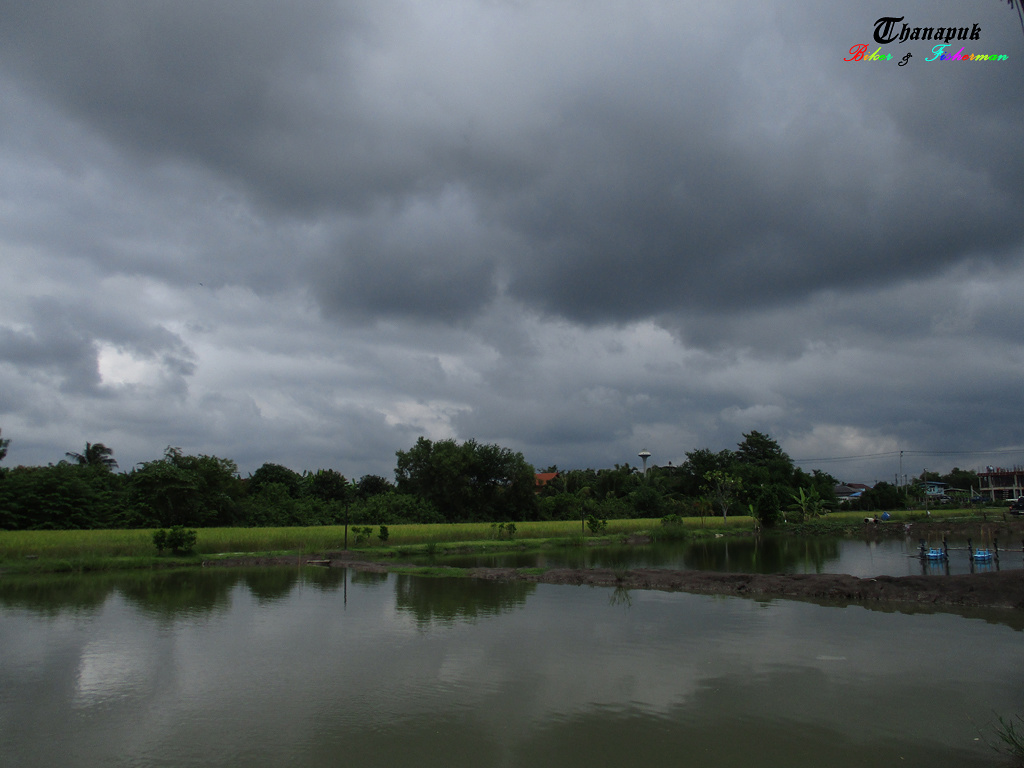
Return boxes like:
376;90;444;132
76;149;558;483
1;519;663;561
0;507;979;567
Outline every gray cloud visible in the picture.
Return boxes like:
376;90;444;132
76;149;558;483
0;0;1022;480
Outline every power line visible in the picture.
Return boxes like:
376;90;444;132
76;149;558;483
793;451;899;463
794;448;1024;464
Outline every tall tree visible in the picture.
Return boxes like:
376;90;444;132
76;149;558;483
395;437;536;522
308;468;350;502
129;447;241;527
703;469;742;522
735;431;788;468
66;442;118;469
355;474;393;498
677;448;734;497
247;462;303;498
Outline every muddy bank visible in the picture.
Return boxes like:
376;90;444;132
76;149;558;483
204;550;1024;610
515;567;1024;610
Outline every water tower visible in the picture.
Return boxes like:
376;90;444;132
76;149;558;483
638;449;652;475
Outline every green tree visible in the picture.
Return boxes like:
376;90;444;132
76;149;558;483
248;462;302;498
0;427;9;463
940;467;978;494
65;442;118;470
354;492;442;525
735;431;787;467
703;469;742;522
592;464;641;499
678;448;735;497
630;484;664;517
395;437;536;522
129;447;241;527
307;468;349;503
0;462;126;529
355;474;393;498
788;486;825;522
854;482;905;512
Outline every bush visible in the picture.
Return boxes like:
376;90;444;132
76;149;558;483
652;513;688;541
352;526;374;545
585;514;608;535
153;525;198;555
490;522;517;539
630;485;664;516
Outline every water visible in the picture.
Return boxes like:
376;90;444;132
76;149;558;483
433;535;1024;577
1;567;1021;768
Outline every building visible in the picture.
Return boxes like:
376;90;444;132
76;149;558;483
534;472;559;492
978;466;1024;501
834;483;872;503
917;480;949;502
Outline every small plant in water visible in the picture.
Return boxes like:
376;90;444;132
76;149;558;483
609;583;632;608
991;713;1024;765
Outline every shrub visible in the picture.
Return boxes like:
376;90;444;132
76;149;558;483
652;513;688;541
153;525;198;555
490;522;518;540
378;524;389;543
585;514;608;535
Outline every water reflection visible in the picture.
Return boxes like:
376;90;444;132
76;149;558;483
436;535;1024;578
394;574;535;625
0;566;353;619
682;536;840;574
608;583;632;608
2;570;1023;768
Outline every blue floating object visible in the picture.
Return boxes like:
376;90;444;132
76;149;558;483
925;548;947;560
973;549;993;561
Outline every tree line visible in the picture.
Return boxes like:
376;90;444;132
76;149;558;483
0;427;972;531
0;432;533;531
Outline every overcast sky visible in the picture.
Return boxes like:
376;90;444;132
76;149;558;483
1;0;1022;484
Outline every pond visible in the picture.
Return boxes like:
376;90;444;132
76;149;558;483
1;567;1021;768
431;535;1024;577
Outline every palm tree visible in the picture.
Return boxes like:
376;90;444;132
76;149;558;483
66;442;118;469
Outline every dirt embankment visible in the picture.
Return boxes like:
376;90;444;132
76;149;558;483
513;568;1024;610
205;550;1024;610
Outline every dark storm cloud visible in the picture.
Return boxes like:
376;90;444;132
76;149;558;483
0;296;194;394
0;314;99;394
0;0;1022;478
311;191;506;323
3;1;1021;334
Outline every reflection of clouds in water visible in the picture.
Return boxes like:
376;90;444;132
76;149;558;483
5;568;1024;767
75;640;151;706
437;646;487;686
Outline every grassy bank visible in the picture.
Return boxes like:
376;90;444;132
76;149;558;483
0;507;999;574
0;519;651;573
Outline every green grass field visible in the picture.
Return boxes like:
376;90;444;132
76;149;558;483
0;507;994;574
